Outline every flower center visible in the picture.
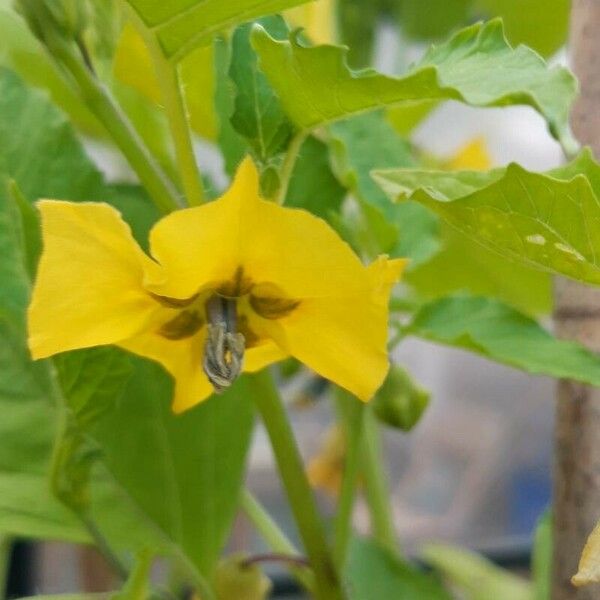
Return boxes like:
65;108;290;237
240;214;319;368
203;295;245;393
152;267;301;394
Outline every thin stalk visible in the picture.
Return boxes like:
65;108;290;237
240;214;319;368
361;407;399;555
275;131;307;204
43;30;182;214
240;489;298;555
0;537;11;600
240;489;315;593
147;42;205;206
249;371;345;600
333;390;365;567
81;514;129;581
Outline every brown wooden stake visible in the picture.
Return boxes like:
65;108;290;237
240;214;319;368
553;2;600;598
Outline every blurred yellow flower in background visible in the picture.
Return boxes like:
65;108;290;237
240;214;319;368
28;158;405;412
307;425;347;498
445;137;492;171
573;520;600;587
286;0;337;45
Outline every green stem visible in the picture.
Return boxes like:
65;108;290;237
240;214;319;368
0;537;11;600
250;371;345;600
81;513;130;581
147;40;205;206
42;29;182;214
361;407;399;555
240;489;315;593
275;131;306;204
333;390;365;567
240;489;297;555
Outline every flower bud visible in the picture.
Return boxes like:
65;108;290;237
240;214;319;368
372;364;429;431
213;553;272;600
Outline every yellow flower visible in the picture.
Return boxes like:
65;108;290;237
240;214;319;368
28;158;406;413
445;137;492;171
307;425;346;498
286;0;337;45
573;520;600;586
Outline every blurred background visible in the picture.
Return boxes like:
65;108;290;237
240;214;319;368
2;0;570;595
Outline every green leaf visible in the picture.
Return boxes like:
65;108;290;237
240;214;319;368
0;113;160;549
406;295;600;385
87;359;255;575
52;348;133;513
337;0;379;69
532;510;552;600
230;16;293;165
215;36;248;177
406;223;553;316
0;69;253;577
7;180;41;279
55;348;133;427
286;135;345;220
0;472;87;542
0;174;88;543
329;111;439;262
422;543;533;600
386;101;439;137
253;19;576;146
122;0;312;62
0;68;107;201
329;112;414;217
0;68;255;575
0;67;159;245
345;537;452;599
475;0;569;57
375;149;600;287
400;0;472;41
398;0;569;56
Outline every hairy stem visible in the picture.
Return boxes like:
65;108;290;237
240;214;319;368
361;407;399;555
240;489;315;593
249;371;345;600
145;36;206;206
333;390;365;567
42;29;182;213
240;489;297;555
275;131;306;204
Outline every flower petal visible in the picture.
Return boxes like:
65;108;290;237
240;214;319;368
237;171;370;299
255;258;407;400
118;329;213;414
28;201;161;359
146;157;375;300
145;157;261;298
244;340;288;372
